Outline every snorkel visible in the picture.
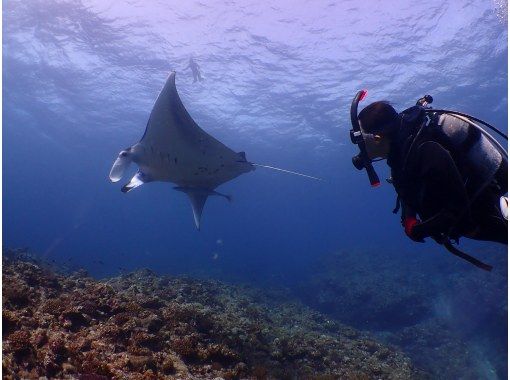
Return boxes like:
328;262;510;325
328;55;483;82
349;90;381;187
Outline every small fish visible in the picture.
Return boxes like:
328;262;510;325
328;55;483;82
212;253;219;260
216;239;223;245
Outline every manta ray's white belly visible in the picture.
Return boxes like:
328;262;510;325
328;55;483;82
135;141;251;188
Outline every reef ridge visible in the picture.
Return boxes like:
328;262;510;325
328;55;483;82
2;250;418;379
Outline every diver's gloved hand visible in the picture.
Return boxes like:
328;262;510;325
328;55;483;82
404;211;458;243
404;216;425;242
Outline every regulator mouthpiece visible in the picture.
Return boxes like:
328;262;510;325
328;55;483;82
352;154;365;171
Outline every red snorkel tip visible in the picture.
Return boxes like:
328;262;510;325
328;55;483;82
371;181;381;188
359;89;368;102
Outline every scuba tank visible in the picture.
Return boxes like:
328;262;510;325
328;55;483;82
407;96;507;271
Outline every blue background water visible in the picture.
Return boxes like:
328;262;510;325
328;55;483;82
3;0;508;378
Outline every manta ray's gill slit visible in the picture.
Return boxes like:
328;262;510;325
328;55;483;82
174;157;178;164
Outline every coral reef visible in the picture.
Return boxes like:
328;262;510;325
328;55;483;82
2;250;418;379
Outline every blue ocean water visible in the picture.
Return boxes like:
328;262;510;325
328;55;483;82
3;0;508;378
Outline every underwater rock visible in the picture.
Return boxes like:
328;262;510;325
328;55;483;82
295;250;436;330
2;251;419;379
295;248;508;379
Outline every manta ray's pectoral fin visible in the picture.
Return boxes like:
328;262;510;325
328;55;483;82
185;192;209;230
173;187;226;228
109;148;133;182
121;171;147;193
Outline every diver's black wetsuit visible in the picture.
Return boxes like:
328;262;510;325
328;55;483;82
388;107;508;244
185;58;202;83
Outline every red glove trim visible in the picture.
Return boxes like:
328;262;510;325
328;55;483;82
404;216;419;238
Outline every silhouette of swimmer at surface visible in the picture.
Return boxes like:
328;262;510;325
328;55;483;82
184;57;203;82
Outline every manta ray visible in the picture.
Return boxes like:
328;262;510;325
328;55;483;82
110;71;320;229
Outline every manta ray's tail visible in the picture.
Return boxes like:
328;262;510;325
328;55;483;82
250;163;323;181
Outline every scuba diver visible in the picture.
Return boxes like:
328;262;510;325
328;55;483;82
184;57;203;83
349;91;508;271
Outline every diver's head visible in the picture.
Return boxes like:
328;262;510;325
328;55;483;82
358;101;399;159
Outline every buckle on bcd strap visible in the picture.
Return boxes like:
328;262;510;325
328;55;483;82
500;196;508;220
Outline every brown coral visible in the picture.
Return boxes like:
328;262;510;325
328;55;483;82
8;330;32;356
2;254;418;379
